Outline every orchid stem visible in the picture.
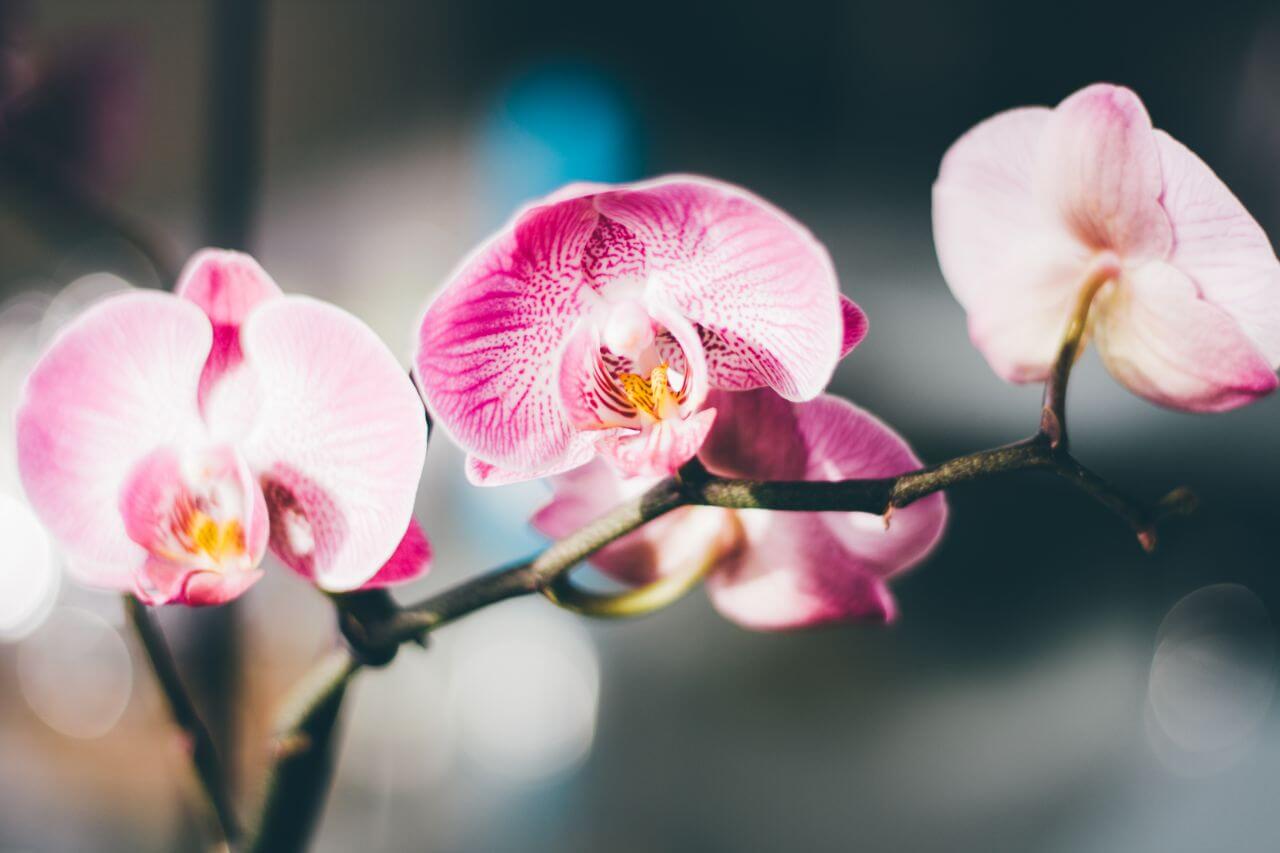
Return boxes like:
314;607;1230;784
247;648;358;853
123;596;241;848
1041;265;1114;448
345;431;1190;648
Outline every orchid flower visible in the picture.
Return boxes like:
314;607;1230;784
533;389;947;630
933;83;1280;411
16;250;430;606
416;175;867;484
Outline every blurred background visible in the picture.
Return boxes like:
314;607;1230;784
2;0;1280;850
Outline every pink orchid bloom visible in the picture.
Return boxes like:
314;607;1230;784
416;175;867;485
16;249;430;606
933;83;1280;411
533;389;947;631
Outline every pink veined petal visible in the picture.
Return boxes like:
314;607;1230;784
597;408;717;478
703;390;945;631
175;248;284;410
557;318;645;431
646;292;710;413
839;294;868;358
416;196;601;473
1034;84;1172;260
358;518;432;588
596;175;842;401
1155;130;1280;367
240;296;427;591
932;106;1094;380
16;291;211;589
1093;262;1278;412
466;432;600;486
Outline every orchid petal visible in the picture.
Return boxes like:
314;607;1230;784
175;248;283;408
1035;84;1171;260
16;292;211;588
239;296;427;590
466;434;599;486
704;390;945;630
416;196;600;473
839;294;868;358
932;107;1093;380
1094;263;1277;411
696;388;807;480
358;519;432;588
705;513;898;630
595;176;842;400
557;319;644;431
1155;131;1280;367
136;558;265;607
964;235;1091;382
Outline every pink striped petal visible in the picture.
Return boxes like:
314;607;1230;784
175;249;283;409
240;296;427;591
595;176;842;400
1035;84;1172;260
466;434;600;486
1094;262;1277;412
16;292;211;589
1155;131;1280;367
416;196;601;473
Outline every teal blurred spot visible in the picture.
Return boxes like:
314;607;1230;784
478;62;642;223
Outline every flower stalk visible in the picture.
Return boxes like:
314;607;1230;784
123;596;241;848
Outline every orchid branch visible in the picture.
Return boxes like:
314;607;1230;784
123;596;241;848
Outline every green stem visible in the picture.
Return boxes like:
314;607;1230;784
124;596;241;847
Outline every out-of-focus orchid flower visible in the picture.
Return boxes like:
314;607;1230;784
16;250;430;606
533;389;946;631
933;83;1280;412
416;175;866;484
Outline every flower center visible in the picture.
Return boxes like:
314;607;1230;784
121;446;258;573
158;497;247;565
615;362;684;421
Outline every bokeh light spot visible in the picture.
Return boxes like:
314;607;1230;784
1146;583;1276;776
18;607;133;739
447;604;600;783
0;494;61;641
